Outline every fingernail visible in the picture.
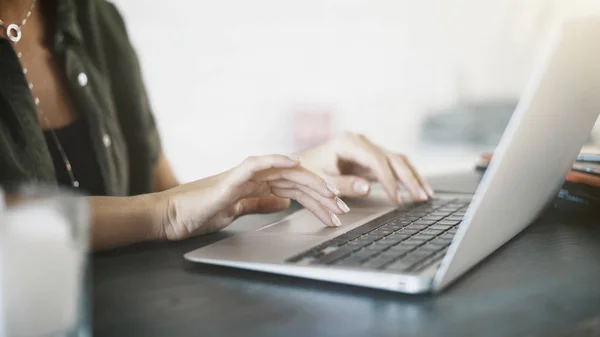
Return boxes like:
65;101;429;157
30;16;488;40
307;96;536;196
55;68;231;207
336;197;350;213
330;212;342;227
425;184;435;197
326;181;340;195
353;180;370;195
288;155;301;162
419;190;428;201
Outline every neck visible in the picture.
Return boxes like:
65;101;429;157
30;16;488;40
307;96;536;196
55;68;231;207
0;0;36;24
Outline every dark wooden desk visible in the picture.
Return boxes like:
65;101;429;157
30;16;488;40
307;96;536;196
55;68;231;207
93;173;600;337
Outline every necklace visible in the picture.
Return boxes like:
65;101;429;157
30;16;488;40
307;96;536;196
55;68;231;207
0;0;36;43
1;0;80;188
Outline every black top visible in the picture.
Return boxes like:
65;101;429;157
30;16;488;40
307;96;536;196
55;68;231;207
43;118;106;195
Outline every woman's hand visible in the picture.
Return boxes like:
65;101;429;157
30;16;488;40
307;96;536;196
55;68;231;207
151;155;350;241
298;132;434;204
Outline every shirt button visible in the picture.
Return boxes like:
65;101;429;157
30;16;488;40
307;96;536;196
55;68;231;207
55;33;64;46
102;133;112;148
78;72;88;87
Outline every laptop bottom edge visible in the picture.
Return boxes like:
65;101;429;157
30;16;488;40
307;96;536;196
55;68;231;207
183;256;434;294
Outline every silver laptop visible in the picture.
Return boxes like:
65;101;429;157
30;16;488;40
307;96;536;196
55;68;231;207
185;17;600;293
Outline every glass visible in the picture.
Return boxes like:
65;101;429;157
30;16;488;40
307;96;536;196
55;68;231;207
0;185;91;337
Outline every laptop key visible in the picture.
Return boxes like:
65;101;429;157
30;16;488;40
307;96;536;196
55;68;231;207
335;233;362;242
379;250;402;259
390;218;414;225
362;256;396;269
347;219;389;235
387;242;415;252
438;220;461;226
414;220;436;226
322;241;344;249
405;224;429;230
415;244;440;253
421;216;445;222
388;232;412;239
382;236;406;246
386;225;405;231
373;228;394;236
366;231;386;239
429;224;452;231
414;231;436;238
420;229;444;235
406;249;433;259
411;236;434;244
372;240;395;249
363;243;384;251
385;259;417;272
352;249;378;260
315;247;355;264
334;256;364;267
344;241;367;250
398;228;420;235
440;232;455;239
403;238;427;245
429;239;452;246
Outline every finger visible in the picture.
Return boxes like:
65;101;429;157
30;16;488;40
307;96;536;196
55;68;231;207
270;187;341;227
257;166;338;199
231;155;300;184
400;156;435;198
337;134;400;203
237;196;292;216
388;155;428;202
269;180;349;214
323;175;371;198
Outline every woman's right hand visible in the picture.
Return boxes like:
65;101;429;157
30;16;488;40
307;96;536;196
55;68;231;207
150;154;351;241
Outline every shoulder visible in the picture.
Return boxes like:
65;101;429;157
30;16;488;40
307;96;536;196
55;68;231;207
79;0;131;43
75;0;142;77
95;1;128;33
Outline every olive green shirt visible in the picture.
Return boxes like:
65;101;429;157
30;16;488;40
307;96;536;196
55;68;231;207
0;0;162;196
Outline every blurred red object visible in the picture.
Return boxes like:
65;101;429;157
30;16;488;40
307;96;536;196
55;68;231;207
292;108;333;152
566;170;600;188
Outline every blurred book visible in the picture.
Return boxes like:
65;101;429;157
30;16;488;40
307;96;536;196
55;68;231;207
475;151;600;217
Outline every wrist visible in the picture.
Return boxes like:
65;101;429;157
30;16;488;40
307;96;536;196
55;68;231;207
132;192;167;242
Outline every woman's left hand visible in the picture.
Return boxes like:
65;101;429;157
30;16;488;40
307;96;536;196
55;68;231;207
298;132;435;204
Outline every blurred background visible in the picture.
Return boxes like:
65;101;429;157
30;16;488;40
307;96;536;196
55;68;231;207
112;0;600;182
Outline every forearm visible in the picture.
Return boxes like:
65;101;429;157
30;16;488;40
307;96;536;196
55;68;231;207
93;153;176;251
91;194;162;251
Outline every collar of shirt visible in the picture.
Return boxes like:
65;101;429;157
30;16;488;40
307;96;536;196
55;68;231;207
53;0;83;54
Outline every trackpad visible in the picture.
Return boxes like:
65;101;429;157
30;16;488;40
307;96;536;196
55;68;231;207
258;209;378;236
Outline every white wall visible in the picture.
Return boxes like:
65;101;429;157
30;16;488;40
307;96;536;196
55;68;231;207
112;0;600;181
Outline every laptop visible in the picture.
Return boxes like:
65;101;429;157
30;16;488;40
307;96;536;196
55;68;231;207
185;17;600;293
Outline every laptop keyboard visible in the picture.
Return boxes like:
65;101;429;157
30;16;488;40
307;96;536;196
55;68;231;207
287;198;470;274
